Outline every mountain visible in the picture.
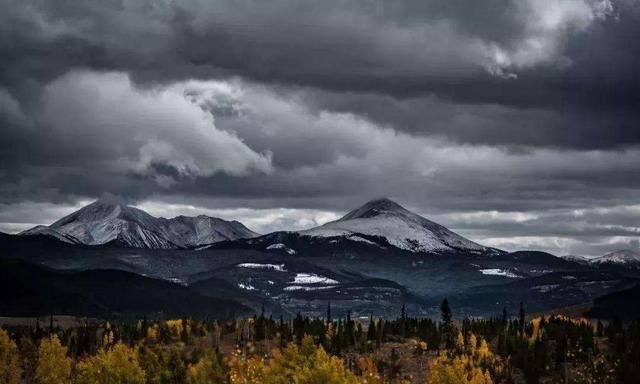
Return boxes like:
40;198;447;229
0;259;250;318
560;254;592;265
300;198;495;254
161;215;258;247
20;198;258;249
591;250;640;266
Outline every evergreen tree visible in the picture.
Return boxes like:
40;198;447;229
440;299;452;324
440;298;455;349
367;316;377;342
596;319;604;337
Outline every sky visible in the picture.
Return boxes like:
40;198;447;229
1;0;639;256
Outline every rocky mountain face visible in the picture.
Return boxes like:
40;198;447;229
21;198;258;249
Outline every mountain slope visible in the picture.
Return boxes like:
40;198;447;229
560;254;592;265
301;198;495;254
20;225;82;244
20;198;258;249
0;259;250;318
585;284;640;319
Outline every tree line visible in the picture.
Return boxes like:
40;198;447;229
1;299;639;383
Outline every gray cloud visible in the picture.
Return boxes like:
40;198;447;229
0;72;272;202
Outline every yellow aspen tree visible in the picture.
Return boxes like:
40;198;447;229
75;342;145;384
228;336;361;384
455;331;465;351
186;352;223;384
469;333;478;350
35;335;72;384
0;328;21;384
476;339;491;360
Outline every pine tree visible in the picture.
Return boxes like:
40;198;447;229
440;299;452;324
440;298;456;348
596;319;604;337
181;317;190;344
367;316;377;342
400;304;407;338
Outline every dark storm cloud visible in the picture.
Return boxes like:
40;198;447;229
0;1;626;96
1;0;639;256
2;0;638;150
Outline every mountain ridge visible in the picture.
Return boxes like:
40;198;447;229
560;250;640;267
21;198;258;249
591;249;640;266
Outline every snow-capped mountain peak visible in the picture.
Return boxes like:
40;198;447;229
338;198;407;220
21;199;258;249
592;250;640;265
301;198;494;254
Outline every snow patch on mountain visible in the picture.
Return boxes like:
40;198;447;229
283;285;337;291
266;243;297;255
238;283;257;291
290;273;339;285
347;235;378;246
479;268;520;278
237;263;287;272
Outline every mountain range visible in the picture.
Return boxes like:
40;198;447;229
561;250;640;268
21;197;258;249
3;197;640;319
